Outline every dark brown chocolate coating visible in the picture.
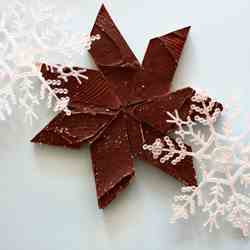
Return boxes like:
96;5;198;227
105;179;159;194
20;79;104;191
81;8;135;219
91;112;135;208
32;4;223;209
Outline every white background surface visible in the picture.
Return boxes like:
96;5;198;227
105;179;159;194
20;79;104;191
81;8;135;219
1;0;250;249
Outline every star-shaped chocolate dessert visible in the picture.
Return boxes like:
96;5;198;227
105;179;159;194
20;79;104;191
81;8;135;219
32;5;223;209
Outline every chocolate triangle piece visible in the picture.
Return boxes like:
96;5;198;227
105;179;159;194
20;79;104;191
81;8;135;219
142;27;190;84
90;4;140;70
89;5;140;105
128;87;195;134
129;87;223;134
90;112;135;208
31;111;115;147
40;64;121;109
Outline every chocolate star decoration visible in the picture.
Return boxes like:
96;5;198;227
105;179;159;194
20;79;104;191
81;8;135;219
31;5;223;209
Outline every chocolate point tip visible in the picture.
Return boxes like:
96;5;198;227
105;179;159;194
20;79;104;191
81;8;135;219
99;3;108;15
175;26;191;37
30;136;37;143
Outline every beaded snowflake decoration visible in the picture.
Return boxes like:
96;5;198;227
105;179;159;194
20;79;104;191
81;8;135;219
143;91;250;237
0;0;99;124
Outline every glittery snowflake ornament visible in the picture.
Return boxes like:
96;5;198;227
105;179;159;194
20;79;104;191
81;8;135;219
0;0;98;124
144;91;250;237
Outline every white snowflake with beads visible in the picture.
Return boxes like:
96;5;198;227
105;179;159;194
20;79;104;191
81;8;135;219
143;91;250;237
0;0;100;124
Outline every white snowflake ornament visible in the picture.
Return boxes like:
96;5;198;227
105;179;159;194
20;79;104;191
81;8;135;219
144;91;250;237
0;0;99;124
